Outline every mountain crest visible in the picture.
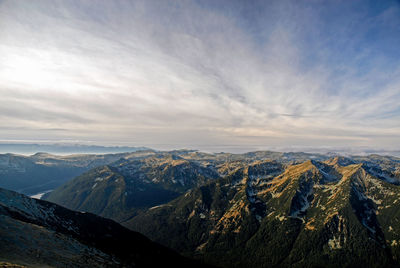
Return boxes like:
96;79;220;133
128;157;400;267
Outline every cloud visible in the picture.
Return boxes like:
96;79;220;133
0;0;399;151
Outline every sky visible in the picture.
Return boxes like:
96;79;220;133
0;0;400;152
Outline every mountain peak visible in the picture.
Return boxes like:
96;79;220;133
325;156;355;167
37;152;400;268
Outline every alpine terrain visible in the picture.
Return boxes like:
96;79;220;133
0;187;210;267
45;153;220;221
0;151;153;196
45;151;400;267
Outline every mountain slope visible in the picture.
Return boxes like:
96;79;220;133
45;155;220;221
127;159;400;268
43;150;332;222
0;188;210;268
0;152;153;195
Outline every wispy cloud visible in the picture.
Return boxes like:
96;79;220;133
0;0;399;151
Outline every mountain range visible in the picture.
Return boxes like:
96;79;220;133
0;143;149;155
42;150;400;267
0;150;154;195
46;154;220;221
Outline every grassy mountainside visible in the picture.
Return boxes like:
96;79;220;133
0;188;211;268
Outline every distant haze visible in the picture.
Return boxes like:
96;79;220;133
1;143;400;158
0;143;149;155
1;1;399;150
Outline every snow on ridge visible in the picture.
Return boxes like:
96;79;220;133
311;161;339;182
318;168;338;182
0;189;79;233
0;188;52;220
350;182;379;235
290;183;314;220
366;166;398;184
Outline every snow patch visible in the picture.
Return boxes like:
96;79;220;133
290;183;314;220
30;190;53;200
149;204;170;210
364;164;399;184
